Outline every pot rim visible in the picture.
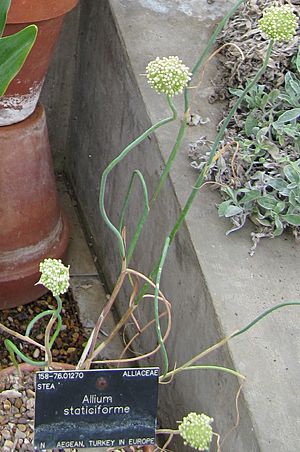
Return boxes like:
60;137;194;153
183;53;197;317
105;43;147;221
7;0;79;24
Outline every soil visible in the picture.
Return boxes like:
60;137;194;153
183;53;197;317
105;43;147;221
0;291;88;370
0;291;88;451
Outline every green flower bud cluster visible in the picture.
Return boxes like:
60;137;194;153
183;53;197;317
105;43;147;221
258;4;298;42
146;56;192;96
178;412;214;451
37;258;70;296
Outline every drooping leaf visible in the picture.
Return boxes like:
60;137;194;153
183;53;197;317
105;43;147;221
218;201;243;218
284;71;300;106
283;164;299;184
274;216;284;236
240;189;261;204
0;25;38;96
266;177;289;196
257;195;278;210
274;201;286;214
224;205;243;218
244;110;259;137
255;216;271;227
218;200;233;217
274;108;300;126
289;189;300;208
281;214;300;226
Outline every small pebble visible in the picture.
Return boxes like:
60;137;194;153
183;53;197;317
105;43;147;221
14;398;23;410
17;424;27;432
33;349;40;359
1;429;10;439
3;400;11;411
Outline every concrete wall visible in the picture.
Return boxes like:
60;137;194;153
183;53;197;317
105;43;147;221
45;1;300;451
41;4;81;170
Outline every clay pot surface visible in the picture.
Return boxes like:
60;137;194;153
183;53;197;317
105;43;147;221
7;0;79;23
0;104;69;309
0;0;79;126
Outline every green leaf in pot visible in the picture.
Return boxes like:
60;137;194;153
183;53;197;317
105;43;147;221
0;0;38;96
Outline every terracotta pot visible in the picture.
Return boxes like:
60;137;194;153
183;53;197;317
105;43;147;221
0;104;69;309
0;0;79;126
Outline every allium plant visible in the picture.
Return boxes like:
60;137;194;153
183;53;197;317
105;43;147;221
36;258;70;296
258;4;298;42
178;413;214;451
2;1;300;451
3;258;69;368
146;56;192;96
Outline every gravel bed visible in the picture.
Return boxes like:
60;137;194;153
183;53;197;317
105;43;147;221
0;291;87;370
0;367;147;451
0;292;87;451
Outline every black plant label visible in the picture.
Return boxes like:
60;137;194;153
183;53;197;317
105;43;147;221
34;367;159;450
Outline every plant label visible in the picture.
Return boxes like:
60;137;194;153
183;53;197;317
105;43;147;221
34;367;159;450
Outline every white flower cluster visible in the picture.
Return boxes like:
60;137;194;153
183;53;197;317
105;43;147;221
178;412;213;451
258;5;298;42
37;258;70;296
146;56;192;96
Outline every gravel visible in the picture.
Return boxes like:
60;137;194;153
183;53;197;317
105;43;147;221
0;291;87;451
0;291;88;370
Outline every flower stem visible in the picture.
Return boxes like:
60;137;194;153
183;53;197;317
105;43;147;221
99;96;177;259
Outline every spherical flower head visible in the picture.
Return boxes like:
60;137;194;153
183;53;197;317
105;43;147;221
146;56;192;96
36;258;70;296
258;5;298;42
178;412;213;451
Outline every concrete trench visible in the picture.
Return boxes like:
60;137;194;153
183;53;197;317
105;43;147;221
42;1;300;451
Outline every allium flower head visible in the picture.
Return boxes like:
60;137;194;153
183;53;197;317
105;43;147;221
36;258;70;296
178;412;213;451
258;4;298;42
146;56;192;96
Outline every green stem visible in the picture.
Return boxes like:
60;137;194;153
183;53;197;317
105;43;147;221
4;339;47;367
232;301;300;339
112;0;248;267
151;112;188;204
99;96;177;259
154;237;170;376
159;365;245;382
129;0;249;287
25;310;56;336
127;113;187;264
120;170;150;264
184;0;246;110
119;170;149;235
169;39;274;244
4;294;63;369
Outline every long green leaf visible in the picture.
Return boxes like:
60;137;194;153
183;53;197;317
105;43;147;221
0;0;10;37
0;24;38;96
